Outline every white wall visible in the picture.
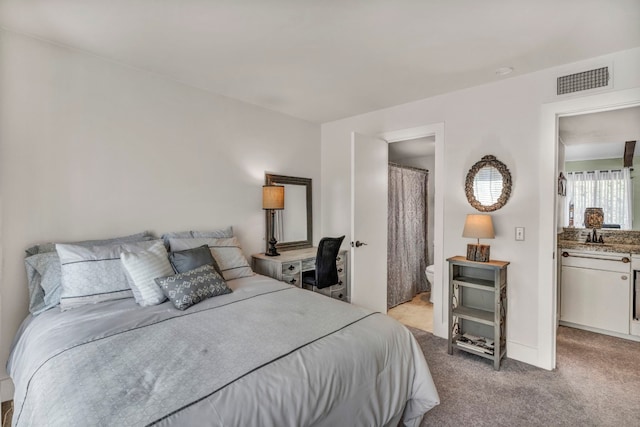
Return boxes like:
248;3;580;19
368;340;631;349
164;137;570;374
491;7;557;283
0;31;320;383
321;47;640;369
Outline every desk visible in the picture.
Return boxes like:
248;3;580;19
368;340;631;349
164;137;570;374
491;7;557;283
252;247;349;302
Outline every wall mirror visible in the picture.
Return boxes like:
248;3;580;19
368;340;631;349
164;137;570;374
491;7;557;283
465;155;512;212
265;173;312;251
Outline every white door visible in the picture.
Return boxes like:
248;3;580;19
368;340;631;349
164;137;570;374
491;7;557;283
350;132;388;313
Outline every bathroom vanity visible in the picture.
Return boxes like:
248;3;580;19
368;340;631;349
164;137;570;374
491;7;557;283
558;228;640;341
560;250;630;335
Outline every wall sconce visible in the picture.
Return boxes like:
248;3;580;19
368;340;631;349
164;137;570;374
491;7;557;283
462;214;495;262
262;185;285;256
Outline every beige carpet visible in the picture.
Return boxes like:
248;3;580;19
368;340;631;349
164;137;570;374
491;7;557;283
387;292;433;332
415;325;640;426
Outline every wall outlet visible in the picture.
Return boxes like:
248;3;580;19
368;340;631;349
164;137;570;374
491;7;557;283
515;227;525;241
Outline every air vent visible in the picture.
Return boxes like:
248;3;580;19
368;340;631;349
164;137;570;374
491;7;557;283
557;67;610;95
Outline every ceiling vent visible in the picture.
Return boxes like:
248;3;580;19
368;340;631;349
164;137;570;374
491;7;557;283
557;67;610;95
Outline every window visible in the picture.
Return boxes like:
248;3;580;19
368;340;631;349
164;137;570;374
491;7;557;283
566;169;632;229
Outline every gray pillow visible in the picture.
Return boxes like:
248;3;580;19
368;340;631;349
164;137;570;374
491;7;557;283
155;264;232;310
161;227;233;250
57;240;161;311
26;231;156;256
24;231;156;314
169;245;222;276
191;227;233;238
24;252;62;315
160;231;193;249
168;237;254;281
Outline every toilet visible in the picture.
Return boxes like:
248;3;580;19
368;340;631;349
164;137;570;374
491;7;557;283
425;265;435;303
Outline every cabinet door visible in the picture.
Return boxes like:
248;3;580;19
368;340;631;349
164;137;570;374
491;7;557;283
561;266;630;334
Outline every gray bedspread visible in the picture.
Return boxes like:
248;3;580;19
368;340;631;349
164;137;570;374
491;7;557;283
8;274;439;426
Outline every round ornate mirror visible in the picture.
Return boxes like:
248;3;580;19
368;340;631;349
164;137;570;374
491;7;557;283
465;155;512;212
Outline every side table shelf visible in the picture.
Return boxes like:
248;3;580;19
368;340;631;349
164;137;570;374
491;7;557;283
447;256;509;370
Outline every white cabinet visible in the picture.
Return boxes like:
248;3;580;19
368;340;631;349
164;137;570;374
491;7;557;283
560;250;631;335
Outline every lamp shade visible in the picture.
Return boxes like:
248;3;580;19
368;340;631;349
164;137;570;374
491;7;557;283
262;185;285;210
462;214;495;239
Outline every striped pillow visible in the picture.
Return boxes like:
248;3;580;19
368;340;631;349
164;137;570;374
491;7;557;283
168;236;254;280
57;240;160;310
121;241;174;306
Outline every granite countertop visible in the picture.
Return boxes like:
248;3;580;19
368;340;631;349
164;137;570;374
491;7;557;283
557;239;640;254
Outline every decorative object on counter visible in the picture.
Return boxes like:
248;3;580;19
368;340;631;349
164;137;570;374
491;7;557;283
558;172;567;196
584;207;604;229
568;202;574;227
263;184;285;256
465;155;512;212
462;214;495;262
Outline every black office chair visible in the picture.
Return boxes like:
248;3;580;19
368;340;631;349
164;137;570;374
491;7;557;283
302;235;345;289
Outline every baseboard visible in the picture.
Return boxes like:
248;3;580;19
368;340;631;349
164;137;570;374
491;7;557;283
0;378;14;403
506;340;542;369
559;321;640;342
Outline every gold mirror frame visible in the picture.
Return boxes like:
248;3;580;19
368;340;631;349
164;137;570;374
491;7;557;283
465;155;512;212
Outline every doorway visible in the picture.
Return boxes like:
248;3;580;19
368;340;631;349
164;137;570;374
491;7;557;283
539;87;640;370
386;137;435;332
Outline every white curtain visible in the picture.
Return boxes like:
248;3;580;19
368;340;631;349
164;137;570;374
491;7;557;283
566;169;632;229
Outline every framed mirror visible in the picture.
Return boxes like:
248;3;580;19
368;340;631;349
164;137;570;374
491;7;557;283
465;155;512;212
265;173;312;251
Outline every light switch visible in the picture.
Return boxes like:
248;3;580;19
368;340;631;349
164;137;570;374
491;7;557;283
515;227;525;241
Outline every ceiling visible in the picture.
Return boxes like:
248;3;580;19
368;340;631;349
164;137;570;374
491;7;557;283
1;1;639;123
560;106;640;161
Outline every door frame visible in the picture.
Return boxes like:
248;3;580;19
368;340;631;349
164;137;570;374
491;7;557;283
539;87;640;370
378;123;446;338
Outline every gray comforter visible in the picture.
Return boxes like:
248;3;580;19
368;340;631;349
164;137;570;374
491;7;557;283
8;274;439;426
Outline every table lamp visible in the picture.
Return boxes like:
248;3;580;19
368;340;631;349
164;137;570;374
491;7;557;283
263;185;285;256
462;214;495;262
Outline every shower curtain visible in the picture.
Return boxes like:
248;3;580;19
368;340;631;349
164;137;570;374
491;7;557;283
388;163;429;309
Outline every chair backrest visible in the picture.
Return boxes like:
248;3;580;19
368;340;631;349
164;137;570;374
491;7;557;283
315;235;345;289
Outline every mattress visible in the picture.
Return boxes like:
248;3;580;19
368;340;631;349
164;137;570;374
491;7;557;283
8;274;439;426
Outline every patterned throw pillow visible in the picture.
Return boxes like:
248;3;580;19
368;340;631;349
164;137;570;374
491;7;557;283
120;242;174;307
155;264;232;310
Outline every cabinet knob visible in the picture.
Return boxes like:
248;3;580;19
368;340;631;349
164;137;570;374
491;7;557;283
338;280;343;286
622;275;628;280
338;293;343;299
288;265;295;271
336;256;341;261
622;257;630;263
338;268;343;273
290;278;297;284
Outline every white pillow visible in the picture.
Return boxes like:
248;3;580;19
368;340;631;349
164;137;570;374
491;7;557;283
56;240;161;311
168;236;254;281
120;241;174;307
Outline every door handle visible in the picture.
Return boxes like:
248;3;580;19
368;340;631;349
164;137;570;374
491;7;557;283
351;241;368;248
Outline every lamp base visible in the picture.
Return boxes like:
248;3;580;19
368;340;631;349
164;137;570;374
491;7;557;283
466;244;490;262
266;237;280;257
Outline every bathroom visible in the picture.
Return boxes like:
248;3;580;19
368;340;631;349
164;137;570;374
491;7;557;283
557;105;640;341
386;136;435;332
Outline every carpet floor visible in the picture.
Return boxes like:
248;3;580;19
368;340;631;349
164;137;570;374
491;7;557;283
414;326;640;426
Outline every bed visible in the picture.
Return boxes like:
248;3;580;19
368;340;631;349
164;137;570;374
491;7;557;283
8;273;439;426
